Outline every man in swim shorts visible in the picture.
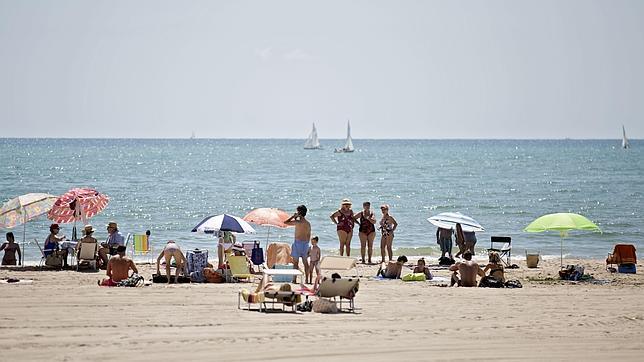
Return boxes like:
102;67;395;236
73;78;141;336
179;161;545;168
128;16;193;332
100;245;138;286
284;205;311;283
449;251;484;287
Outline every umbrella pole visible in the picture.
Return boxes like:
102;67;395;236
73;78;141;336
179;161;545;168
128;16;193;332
22;216;26;267
560;235;563;268
265;226;271;254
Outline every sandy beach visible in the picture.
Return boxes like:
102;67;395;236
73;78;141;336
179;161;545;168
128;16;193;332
1;257;643;361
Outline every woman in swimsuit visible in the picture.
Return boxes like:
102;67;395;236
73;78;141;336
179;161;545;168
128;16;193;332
379;204;398;263
329;198;355;257
354;201;376;264
44;223;69;267
1;232;21;266
156;240;188;284
483;252;505;283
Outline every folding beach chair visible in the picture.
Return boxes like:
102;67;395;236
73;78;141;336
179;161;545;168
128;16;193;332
606;244;637;272
226;255;259;283
130;234;152;262
76;241;98;271
488;236;512;267
317;276;360;312
34;239;54;269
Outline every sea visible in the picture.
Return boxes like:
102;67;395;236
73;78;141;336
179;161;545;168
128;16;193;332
1;138;641;264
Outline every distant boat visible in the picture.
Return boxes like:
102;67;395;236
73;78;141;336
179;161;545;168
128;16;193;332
304;123;321;149
622;125;630;149
334;120;355;153
190;131;196;140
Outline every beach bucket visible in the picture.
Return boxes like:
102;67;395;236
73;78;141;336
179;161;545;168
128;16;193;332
526;252;540;268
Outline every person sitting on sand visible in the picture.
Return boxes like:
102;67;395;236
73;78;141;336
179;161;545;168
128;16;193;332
156;240;187;284
378;255;408;279
449;251;484;287
307;236;321;284
483;252;505;283
98;221;125;269
413;258;433;280
100;245;138;287
1;232;21;266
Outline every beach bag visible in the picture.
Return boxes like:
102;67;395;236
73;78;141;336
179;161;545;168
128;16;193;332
45;254;63;268
117;274;144;287
204;267;225;283
438;256;455;266
312;298;338;314
251;241;265;265
559;265;584;281
402;273;427;282
478;275;504;288
504;279;523;288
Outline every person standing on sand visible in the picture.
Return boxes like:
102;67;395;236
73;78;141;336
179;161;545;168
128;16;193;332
100;245;138;286
156;240;187;284
449;251;484;287
454;223;466;259
1;232;21;266
379;204;397;263
285;205;311;283
354;201;376;264
330;199;355;257
436;227;453;259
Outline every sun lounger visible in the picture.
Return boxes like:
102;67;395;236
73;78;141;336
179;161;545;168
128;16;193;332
227;255;259;283
319;255;358;274
317;276;359;312
266;242;293;268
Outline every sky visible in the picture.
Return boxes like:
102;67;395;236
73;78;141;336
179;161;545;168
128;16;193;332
1;0;643;139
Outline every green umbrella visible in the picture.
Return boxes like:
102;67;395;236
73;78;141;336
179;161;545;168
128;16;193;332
524;212;601;267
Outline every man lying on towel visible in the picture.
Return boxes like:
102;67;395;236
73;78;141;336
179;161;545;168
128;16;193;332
100;245;138;287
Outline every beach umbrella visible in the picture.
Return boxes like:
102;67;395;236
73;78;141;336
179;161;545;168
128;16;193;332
427;212;485;232
47;188;109;240
0;193;58;265
242;208;292;246
524;212;601;267
191;214;256;234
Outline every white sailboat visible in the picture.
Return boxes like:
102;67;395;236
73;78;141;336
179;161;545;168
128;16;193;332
622;125;630;149
334;120;355;153
304;123;321;149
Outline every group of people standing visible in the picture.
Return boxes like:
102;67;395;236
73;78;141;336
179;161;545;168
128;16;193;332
329;199;397;264
436;223;477;261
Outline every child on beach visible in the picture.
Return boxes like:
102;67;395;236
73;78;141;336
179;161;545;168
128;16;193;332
307;236;321;284
413;258;433;280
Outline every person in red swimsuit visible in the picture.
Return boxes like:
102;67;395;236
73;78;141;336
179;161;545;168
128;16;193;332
354;201;376;264
329;198;355;256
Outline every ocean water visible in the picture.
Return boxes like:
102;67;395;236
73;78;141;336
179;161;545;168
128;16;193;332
1;138;641;263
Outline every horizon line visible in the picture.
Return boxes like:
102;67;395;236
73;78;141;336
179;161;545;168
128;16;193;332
0;137;640;141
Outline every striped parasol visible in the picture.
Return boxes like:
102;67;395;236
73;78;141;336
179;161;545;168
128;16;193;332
47;188;109;224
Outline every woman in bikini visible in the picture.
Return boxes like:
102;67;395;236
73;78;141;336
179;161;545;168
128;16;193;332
483;252;505;283
329;198;355;257
1;232;21;266
379;204;398;263
156;240;188;284
354;201;376;264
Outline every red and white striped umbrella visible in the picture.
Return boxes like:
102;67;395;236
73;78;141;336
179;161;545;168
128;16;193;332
47;188;109;224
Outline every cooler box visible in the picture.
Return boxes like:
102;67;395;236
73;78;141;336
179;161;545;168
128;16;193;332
272;263;294;282
618;263;637;274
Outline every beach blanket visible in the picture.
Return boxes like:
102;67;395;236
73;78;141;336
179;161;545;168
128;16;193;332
0;278;33;285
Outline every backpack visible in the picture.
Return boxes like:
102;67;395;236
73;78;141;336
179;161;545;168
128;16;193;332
478;275;504;288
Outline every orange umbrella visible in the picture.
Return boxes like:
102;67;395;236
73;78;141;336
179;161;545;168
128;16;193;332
242;208;292;248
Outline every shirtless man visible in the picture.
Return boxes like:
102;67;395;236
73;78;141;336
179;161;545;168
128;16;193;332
156;240;187;284
284;205;311;283
449;251;484;287
100;245;138;286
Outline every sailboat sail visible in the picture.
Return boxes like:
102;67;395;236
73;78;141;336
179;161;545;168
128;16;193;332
344;121;354;151
622;125;630;149
304;123;321;149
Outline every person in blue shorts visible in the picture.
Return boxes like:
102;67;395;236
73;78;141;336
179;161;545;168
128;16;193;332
284;205;311;283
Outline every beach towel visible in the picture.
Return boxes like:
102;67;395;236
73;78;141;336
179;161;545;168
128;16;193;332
117;274;145;287
186;249;209;274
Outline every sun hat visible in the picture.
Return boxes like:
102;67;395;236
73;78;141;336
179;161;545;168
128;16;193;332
49;223;60;231
380;204;390;209
83;225;96;234
341;198;352;205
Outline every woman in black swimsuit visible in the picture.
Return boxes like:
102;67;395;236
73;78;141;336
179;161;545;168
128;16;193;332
483;252;505;282
1;232;21;266
354;201;376;264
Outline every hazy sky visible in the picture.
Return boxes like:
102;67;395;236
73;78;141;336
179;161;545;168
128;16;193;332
1;0;643;139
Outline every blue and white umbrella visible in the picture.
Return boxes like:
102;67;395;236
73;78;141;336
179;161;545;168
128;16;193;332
191;214;256;234
427;212;485;232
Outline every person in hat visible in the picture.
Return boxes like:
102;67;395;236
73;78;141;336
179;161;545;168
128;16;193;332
378;204;397;263
100;245;138;287
329;198;355;257
156;240;187;284
98;221;125;268
76;225;99;264
44;223;69;267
